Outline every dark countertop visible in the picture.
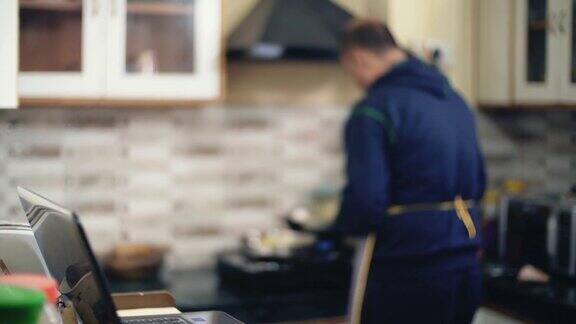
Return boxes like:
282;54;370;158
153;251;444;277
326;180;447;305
108;269;349;323
109;263;576;323
483;262;576;323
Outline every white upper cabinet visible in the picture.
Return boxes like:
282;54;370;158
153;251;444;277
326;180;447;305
559;0;576;101
0;0;18;109
106;0;221;100
514;0;561;103
17;0;222;106
18;0;106;100
478;0;576;107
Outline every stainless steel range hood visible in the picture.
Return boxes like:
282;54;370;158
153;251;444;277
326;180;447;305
228;0;353;61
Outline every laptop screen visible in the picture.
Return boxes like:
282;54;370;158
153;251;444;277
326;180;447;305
17;187;121;324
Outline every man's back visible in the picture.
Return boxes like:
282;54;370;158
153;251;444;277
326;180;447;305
377;76;485;205
336;56;485;265
337;20;485;324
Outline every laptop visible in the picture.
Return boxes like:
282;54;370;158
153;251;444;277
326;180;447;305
17;187;241;324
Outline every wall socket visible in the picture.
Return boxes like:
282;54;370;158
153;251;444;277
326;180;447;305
411;39;453;72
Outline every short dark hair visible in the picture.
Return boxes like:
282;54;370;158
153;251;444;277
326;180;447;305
340;19;398;54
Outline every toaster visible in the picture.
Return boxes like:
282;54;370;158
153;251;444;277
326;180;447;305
498;195;556;271
548;201;576;277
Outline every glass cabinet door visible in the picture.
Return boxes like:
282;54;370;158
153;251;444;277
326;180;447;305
20;0;83;72
571;0;575;83
124;0;195;74
18;0;105;99
560;0;576;101
515;0;560;102
106;0;222;101
526;0;548;82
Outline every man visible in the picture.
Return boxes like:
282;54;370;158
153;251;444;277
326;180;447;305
333;20;486;324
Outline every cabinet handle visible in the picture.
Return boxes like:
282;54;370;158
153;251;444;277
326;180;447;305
92;0;100;16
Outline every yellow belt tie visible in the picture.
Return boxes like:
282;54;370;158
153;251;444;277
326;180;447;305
454;195;477;239
387;196;477;239
350;196;477;324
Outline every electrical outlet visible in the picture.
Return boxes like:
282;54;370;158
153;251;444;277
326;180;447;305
411;40;453;71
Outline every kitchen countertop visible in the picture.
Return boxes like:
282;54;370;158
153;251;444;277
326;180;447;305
483;262;576;323
108;268;349;323
108;262;576;323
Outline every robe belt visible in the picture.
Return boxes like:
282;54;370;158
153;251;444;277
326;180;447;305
386;195;477;239
350;196;478;324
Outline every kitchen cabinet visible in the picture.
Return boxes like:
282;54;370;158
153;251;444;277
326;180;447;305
0;0;18;109
18;0;222;107
106;0;221;101
18;0;104;100
560;0;576;101
478;0;576;108
514;0;560;103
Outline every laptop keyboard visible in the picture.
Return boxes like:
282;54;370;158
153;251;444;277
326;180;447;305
122;317;190;324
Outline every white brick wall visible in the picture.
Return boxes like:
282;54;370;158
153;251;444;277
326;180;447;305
0;105;347;268
0;107;574;268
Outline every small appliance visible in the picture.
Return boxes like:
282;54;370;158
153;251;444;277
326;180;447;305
548;200;576;278
498;195;556;271
0;200;50;276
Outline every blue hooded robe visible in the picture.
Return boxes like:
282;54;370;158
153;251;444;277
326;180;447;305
334;56;486;323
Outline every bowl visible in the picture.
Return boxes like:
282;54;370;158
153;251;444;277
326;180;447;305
103;243;168;281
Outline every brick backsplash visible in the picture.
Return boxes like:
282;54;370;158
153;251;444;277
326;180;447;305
0;106;574;269
0;106;347;269
476;111;576;193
